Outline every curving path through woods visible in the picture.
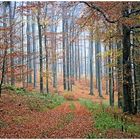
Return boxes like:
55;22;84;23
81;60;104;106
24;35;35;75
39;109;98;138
0;94;93;138
46;101;93;138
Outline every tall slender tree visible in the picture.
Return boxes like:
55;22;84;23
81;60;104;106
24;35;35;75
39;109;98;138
95;26;103;97
37;2;43;93
0;2;8;96
89;27;94;95
26;2;32;86
32;12;37;88
9;2;16;86
62;3;67;90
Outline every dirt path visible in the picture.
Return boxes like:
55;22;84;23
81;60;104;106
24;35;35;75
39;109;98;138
0;94;93;138
47;101;93;138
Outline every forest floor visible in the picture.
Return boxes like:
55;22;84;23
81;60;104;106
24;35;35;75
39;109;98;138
0;85;140;138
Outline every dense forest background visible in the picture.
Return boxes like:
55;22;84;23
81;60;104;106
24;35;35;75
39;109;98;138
0;1;140;114
0;1;140;138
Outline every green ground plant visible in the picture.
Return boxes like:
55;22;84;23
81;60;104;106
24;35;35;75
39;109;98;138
79;98;140;138
69;102;76;110
5;85;65;111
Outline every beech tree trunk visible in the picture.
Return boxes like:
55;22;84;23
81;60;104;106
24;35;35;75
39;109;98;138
62;4;67;90
122;23;132;113
0;3;8;96
9;2;16;86
26;2;32;86
37;3;43;93
32;15;37;88
89;29;94;95
95;39;103;97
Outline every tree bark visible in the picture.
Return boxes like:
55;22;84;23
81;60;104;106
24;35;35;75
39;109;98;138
89;28;94;95
122;23;132;113
62;4;67;90
37;4;43;93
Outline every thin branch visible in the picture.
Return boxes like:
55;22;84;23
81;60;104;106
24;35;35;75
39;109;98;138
131;25;140;29
81;2;120;24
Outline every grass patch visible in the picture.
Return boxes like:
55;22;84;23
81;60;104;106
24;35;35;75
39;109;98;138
79;98;123;131
79;98;100;111
127;124;140;133
79;98;140;137
26;94;65;111
94;111;123;131
69;102;76;110
4;85;65;111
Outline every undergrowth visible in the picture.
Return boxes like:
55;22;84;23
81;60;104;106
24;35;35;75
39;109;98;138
69;102;76;110
79;98;140;138
4;85;65;111
95;111;123;131
3;85;26;94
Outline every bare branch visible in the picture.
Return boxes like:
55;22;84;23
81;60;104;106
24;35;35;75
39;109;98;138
81;1;120;24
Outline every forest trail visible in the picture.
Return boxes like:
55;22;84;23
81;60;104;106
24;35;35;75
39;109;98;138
0;93;93;138
46;101;93;138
